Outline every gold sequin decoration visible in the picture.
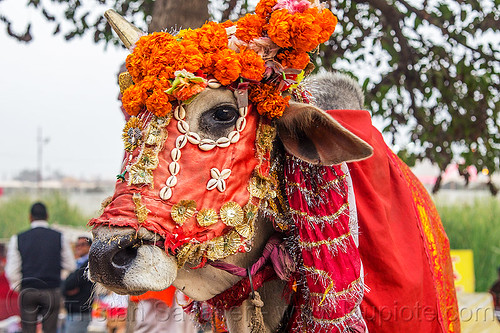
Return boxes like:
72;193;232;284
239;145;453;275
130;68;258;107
118;72;134;94
171;200;197;225
224;231;242;254
219;202;244;227
206;236;225;260
176;243;193;268
244;203;258;221
145;125;163;146
248;176;277;199
235;223;252;239
132;193;150;225
256;124;276;153
128;165;154;185
154;115;171;128
122;117;143;152
138;148;159;169
196;208;219;227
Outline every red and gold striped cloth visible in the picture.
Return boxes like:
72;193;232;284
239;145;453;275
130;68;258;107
284;157;366;332
329;109;460;332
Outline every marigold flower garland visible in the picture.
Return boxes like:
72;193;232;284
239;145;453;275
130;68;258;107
121;0;338;119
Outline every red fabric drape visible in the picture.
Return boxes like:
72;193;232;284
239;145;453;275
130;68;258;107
328;109;460;332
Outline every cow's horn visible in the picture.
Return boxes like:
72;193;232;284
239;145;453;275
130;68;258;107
104;9;143;50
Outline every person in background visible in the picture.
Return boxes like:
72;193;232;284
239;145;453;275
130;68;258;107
63;236;94;333
5;202;76;333
131;287;198;333
490;266;500;322
102;291;128;333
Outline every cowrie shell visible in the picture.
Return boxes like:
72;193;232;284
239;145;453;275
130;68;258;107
169;162;180;175
177;120;189;134
220;169;231;179
239;107;248;117
176;135;187;149
186;132;201;145
174;106;186;120
171;148;181;161
210;168;220;179
166;175;178;187
228;131;240;143
216;137;230;148
159;187;172;200
208;79;221;89
236;117;246;132
199;140;216;151
217;181;226;192
207;179;218;191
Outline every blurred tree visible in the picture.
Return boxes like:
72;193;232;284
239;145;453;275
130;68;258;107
1;0;498;193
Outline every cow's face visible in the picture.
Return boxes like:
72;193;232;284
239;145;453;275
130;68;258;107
88;86;373;296
88;9;373;297
89;85;273;294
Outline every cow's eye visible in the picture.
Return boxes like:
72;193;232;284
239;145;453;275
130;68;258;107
198;104;239;139
211;105;238;123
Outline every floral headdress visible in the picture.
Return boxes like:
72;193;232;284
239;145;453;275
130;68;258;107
119;0;337;119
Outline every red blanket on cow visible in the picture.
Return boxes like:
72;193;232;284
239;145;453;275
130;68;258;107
328;109;460;332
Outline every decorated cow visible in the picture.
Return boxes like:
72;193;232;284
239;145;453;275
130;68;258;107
88;1;460;332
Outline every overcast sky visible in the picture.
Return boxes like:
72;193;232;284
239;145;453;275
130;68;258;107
0;1;129;181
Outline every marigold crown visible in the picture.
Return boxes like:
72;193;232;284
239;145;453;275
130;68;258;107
119;0;337;119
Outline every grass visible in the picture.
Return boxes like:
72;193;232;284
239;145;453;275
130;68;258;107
0;192;90;240
437;198;500;292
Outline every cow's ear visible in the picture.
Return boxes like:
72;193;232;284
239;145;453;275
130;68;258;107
275;101;373;165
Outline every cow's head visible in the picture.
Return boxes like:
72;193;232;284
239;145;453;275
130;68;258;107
88;4;373;297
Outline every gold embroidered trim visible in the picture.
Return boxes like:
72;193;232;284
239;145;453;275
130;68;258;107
312;305;359;325
303;265;333;282
290;203;349;223
298;231;351;249
287;174;346;193
309;276;363;299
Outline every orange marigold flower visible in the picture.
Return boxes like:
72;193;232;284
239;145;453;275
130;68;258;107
249;83;290;118
316;9;338;44
174;40;204;73
236;14;266;43
260;94;291;118
176;28;198;42
212;49;241;85
145;89;172;117
196;22;229;53
289;9;322;52
239;48;266;81
126;53;144;82
122;84;146;116
277;50;310;70
267;9;293;48
201;53;216;75
220;20;235;29
255;0;277;18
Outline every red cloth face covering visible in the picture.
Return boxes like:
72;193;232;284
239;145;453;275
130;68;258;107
90;104;262;253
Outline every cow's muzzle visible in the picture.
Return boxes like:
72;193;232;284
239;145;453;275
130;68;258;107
89;226;177;295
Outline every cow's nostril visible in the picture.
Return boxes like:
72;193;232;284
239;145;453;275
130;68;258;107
112;246;138;268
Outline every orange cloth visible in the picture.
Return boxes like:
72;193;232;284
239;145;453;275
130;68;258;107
328;109;460;332
130;286;176;307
